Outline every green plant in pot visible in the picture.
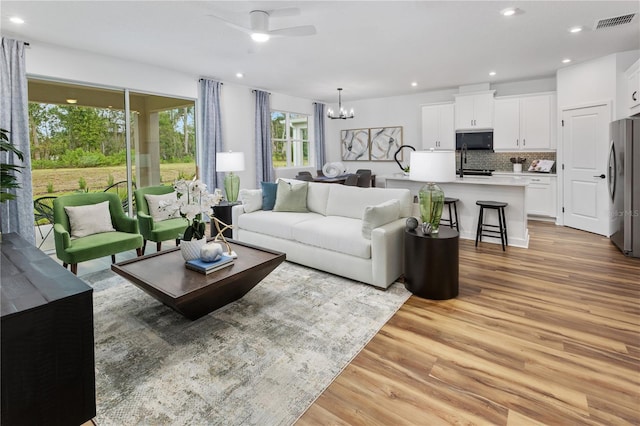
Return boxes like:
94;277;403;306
0;128;25;203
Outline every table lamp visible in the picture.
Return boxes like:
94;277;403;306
409;150;456;234
216;151;245;203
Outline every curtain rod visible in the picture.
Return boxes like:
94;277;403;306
251;89;271;94
198;78;223;84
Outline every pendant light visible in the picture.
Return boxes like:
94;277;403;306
327;88;354;120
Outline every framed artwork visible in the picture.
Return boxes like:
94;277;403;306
369;126;403;161
341;128;370;161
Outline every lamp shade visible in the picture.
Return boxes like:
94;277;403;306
216;151;245;172
409;150;456;183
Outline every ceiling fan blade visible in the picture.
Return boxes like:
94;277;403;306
207;14;252;35
269;25;317;37
265;7;300;18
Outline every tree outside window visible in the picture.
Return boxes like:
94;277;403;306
271;111;310;168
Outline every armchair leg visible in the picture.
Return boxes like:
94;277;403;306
71;264;78;275
136;248;142;257
63;262;68;269
111;255;116;264
156;241;162;252
175;239;180;247
142;240;147;255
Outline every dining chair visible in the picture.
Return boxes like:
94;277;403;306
355;169;372;187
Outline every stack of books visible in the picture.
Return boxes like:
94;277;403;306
185;255;234;274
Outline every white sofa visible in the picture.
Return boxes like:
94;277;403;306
232;182;412;289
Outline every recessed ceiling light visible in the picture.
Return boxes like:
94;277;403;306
251;32;270;43
10;17;25;24
562;58;572;64
236;73;244;78
489;71;497;76
501;7;523;17
66;99;78;104
411;82;418;87
569;26;583;33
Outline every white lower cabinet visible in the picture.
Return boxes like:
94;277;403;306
526;175;557;218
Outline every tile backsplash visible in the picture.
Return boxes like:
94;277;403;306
456;151;557;172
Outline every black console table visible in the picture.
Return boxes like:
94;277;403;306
404;226;459;299
1;233;96;425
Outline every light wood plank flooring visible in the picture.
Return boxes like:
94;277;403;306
297;222;640;425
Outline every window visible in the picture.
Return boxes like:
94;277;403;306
271;111;310;168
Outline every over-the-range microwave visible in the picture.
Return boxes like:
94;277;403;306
456;131;493;150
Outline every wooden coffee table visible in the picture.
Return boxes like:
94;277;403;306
111;240;285;320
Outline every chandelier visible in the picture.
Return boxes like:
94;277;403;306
327;88;354;120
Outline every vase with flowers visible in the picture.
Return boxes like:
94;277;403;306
160;178;223;260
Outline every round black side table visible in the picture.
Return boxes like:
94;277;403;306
211;201;240;238
404;226;459;300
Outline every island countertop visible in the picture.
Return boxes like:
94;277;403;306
383;174;530;248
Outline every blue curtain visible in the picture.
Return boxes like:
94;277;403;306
314;102;326;171
254;90;274;185
199;79;224;192
1;38;34;244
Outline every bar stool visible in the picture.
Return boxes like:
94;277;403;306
441;197;459;231
475;201;508;251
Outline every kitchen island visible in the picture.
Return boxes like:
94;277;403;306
383;174;530;248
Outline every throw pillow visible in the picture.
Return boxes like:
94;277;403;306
361;199;401;239
145;192;179;222
261;182;278;210
64;200;116;239
239;189;263;213
273;180;309;213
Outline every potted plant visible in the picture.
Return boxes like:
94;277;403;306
0;128;24;203
510;157;526;173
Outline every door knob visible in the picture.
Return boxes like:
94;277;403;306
593;174;606;179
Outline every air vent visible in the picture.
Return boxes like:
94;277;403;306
594;13;636;30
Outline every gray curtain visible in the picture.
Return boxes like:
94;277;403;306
314;102;326;170
199;79;224;192
254;90;273;185
1;38;34;244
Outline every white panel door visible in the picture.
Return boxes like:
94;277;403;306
562;104;610;235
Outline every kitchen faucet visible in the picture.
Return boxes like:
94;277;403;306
459;143;468;179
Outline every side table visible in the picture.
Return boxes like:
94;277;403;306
211;201;240;238
404;226;459;299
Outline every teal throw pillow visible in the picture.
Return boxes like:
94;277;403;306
273;180;309;212
261;182;278;210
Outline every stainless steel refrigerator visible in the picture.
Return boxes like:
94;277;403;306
610;118;639;258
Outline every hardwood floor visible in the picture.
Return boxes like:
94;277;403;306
297;222;640;425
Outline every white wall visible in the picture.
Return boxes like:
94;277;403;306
325;78;556;181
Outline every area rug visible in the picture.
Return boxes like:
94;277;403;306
83;262;410;425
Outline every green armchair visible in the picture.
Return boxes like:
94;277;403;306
134;185;188;254
53;192;143;275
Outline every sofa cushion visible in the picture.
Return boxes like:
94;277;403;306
261;182;278;210
273;180;309;212
325;185;412;219
292;216;371;259
64;201;115;239
144;192;179;222
237;210;323;240
307;182;330;215
239;189;262;213
362;199;401;239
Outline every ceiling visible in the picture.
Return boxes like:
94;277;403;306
1;1;639;103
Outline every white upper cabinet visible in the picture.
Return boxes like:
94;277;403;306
454;92;494;130
494;93;556;151
626;59;640;116
421;103;455;150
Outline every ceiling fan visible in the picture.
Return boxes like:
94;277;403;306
209;8;317;42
